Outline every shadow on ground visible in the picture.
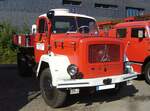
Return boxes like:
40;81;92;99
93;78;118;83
64;83;138;108
0;65;140;111
0;65;40;111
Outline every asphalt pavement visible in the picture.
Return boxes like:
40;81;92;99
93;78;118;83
0;64;150;111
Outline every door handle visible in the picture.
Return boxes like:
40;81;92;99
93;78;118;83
38;34;42;41
61;42;64;49
54;41;57;48
70;42;76;51
127;41;130;46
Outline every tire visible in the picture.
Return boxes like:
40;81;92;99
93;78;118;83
144;62;150;85
40;68;67;108
17;53;33;77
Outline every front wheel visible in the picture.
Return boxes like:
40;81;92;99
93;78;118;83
40;68;67;108
144;62;150;85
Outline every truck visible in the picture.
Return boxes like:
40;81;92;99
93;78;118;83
13;9;137;108
97;15;150;85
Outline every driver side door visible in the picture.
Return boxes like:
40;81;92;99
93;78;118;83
34;17;51;62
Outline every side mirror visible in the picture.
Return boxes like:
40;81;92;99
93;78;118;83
47;10;54;19
138;30;145;38
31;24;37;35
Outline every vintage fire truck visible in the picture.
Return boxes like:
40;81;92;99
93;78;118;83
13;9;137;108
97;15;150;85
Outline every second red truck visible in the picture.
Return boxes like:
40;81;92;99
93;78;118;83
98;15;150;84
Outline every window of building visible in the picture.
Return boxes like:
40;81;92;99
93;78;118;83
131;28;145;38
62;0;82;6
94;3;118;9
126;7;144;17
117;28;127;38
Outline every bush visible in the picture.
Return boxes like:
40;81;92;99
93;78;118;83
0;21;30;64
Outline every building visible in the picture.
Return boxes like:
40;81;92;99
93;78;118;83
0;0;150;28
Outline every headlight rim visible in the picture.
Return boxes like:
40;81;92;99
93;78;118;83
67;64;79;76
124;61;133;73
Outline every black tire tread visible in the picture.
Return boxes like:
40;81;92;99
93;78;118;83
40;68;67;108
144;62;150;85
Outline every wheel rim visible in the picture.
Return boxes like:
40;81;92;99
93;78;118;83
42;76;55;100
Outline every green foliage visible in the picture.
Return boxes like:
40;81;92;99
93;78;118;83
0;46;17;64
0;21;30;64
22;22;30;34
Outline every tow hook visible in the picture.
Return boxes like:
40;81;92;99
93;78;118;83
103;78;112;85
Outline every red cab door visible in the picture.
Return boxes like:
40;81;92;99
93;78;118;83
127;27;150;62
34;17;51;62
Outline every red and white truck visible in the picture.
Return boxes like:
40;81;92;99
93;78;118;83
13;9;137;108
97;15;150;85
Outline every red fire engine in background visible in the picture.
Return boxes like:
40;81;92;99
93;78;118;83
13;9;137;108
97;15;150;85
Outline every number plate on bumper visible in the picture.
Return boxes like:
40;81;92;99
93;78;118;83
96;84;115;91
70;88;80;95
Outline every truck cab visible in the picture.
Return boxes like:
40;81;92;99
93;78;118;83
114;20;150;84
13;9;137;108
34;9;99;63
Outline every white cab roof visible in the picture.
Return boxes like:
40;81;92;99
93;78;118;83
39;9;96;20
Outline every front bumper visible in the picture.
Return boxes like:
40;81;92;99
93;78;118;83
56;73;137;89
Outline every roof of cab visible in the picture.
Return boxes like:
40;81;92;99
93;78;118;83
39;8;96;20
114;20;150;28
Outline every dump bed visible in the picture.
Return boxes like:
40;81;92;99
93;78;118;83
13;34;35;47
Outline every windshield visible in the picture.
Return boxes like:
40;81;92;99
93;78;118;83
52;16;98;34
77;17;98;35
52;16;77;33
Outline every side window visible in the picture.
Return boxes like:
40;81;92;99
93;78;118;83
117;28;127;38
38;19;48;33
131;28;145;38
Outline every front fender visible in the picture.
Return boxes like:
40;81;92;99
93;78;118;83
37;54;71;86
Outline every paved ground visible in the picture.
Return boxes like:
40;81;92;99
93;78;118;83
0;65;150;111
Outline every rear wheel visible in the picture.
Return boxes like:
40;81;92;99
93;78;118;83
17;53;33;77
144;62;150;85
40;68;67;108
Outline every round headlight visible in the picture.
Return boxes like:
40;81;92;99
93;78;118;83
67;64;78;76
124;62;133;73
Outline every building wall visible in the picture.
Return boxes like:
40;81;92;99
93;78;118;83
0;0;150;28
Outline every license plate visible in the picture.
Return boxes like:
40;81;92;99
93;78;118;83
127;81;132;86
70;88;80;95
96;84;115;91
